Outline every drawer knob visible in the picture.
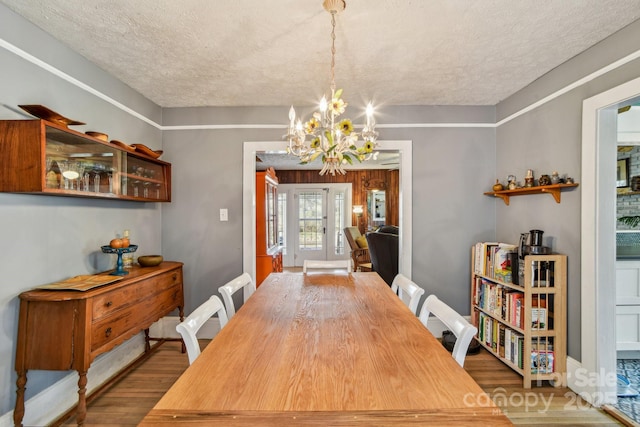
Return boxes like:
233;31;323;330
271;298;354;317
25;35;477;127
105;301;113;307
172;273;177;281
105;327;112;337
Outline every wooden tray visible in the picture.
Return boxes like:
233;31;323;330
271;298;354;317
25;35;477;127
36;275;123;291
19;104;85;127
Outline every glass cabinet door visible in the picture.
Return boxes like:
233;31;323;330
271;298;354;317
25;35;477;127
45;127;121;194
42;124;170;201
266;180;277;249
122;155;169;200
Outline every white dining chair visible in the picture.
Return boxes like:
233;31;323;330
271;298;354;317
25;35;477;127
218;272;255;320
303;259;352;273
419;294;478;367
390;273;425;314
176;295;228;365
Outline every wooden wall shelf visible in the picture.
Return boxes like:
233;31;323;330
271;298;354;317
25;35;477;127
484;183;579;206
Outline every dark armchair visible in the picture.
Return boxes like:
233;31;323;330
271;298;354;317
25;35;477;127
365;226;399;286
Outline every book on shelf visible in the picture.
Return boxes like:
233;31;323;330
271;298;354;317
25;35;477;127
474;242;498;275
473;242;517;284
498;325;506;358
531;295;548;330
531;307;548;330
474;279;526;329
494;243;517;283
531;350;554;374
531;337;554;351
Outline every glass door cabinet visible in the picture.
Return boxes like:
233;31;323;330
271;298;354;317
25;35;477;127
0;120;170;202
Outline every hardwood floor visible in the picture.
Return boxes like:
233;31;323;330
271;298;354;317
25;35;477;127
60;341;627;426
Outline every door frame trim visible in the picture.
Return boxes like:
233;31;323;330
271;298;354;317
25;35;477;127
580;75;640;405
243;140;413;281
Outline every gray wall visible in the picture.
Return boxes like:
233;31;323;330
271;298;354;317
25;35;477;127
495;19;640;359
161;106;497;317
0;4;163;414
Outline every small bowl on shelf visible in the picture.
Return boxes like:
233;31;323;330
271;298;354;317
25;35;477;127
85;131;109;141
137;255;163;267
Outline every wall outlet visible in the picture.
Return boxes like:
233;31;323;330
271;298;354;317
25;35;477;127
220;208;228;221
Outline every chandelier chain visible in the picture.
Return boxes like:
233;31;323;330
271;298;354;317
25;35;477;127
330;11;337;93
285;0;378;176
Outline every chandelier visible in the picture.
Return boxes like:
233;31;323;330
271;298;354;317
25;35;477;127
286;0;378;176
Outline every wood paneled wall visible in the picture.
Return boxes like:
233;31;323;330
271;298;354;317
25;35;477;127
275;169;399;234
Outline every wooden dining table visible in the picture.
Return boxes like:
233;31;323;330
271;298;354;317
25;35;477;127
140;272;511;426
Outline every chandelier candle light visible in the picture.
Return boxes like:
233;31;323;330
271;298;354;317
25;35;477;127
286;0;378;176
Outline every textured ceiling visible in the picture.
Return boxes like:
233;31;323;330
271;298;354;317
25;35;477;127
2;0;640;108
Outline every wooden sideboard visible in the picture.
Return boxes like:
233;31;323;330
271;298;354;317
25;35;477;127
14;261;184;426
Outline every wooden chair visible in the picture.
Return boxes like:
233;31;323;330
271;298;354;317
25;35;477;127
303;259;352;273
390;273;425;314
218;272;255;320
176;295;229;365
418;294;478;367
343;227;372;271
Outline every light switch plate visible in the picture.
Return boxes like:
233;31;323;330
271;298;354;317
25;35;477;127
220;208;228;221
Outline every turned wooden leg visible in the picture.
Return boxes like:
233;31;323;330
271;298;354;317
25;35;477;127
14;370;27;427
76;370;88;426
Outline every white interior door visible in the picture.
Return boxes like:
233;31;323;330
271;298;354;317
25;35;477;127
278;183;351;267
294;188;327;266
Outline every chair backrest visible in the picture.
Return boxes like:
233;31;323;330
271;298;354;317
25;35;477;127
377;225;399;235
303;259;352;273
365;231;399;286
390;273;425;314
218;272;255;319
176;295;229;365
419;294;478;367
344;227;361;251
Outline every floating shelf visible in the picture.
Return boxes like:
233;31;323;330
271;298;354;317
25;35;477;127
484;183;579;205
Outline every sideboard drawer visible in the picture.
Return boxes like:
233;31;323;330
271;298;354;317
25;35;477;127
92;268;181;320
91;306;138;351
91;277;183;352
93;285;137;320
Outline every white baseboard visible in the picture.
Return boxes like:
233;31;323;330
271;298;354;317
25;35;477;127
0;335;146;427
0;316;225;427
565;356;616;407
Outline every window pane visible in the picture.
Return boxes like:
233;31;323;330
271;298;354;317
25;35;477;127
334;191;345;255
298;191;323;250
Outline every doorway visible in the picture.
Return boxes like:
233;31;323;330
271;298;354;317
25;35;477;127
279;183;351;267
242;140;413;282
581;75;640;406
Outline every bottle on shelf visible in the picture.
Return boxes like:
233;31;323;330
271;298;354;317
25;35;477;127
122;229;133;268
